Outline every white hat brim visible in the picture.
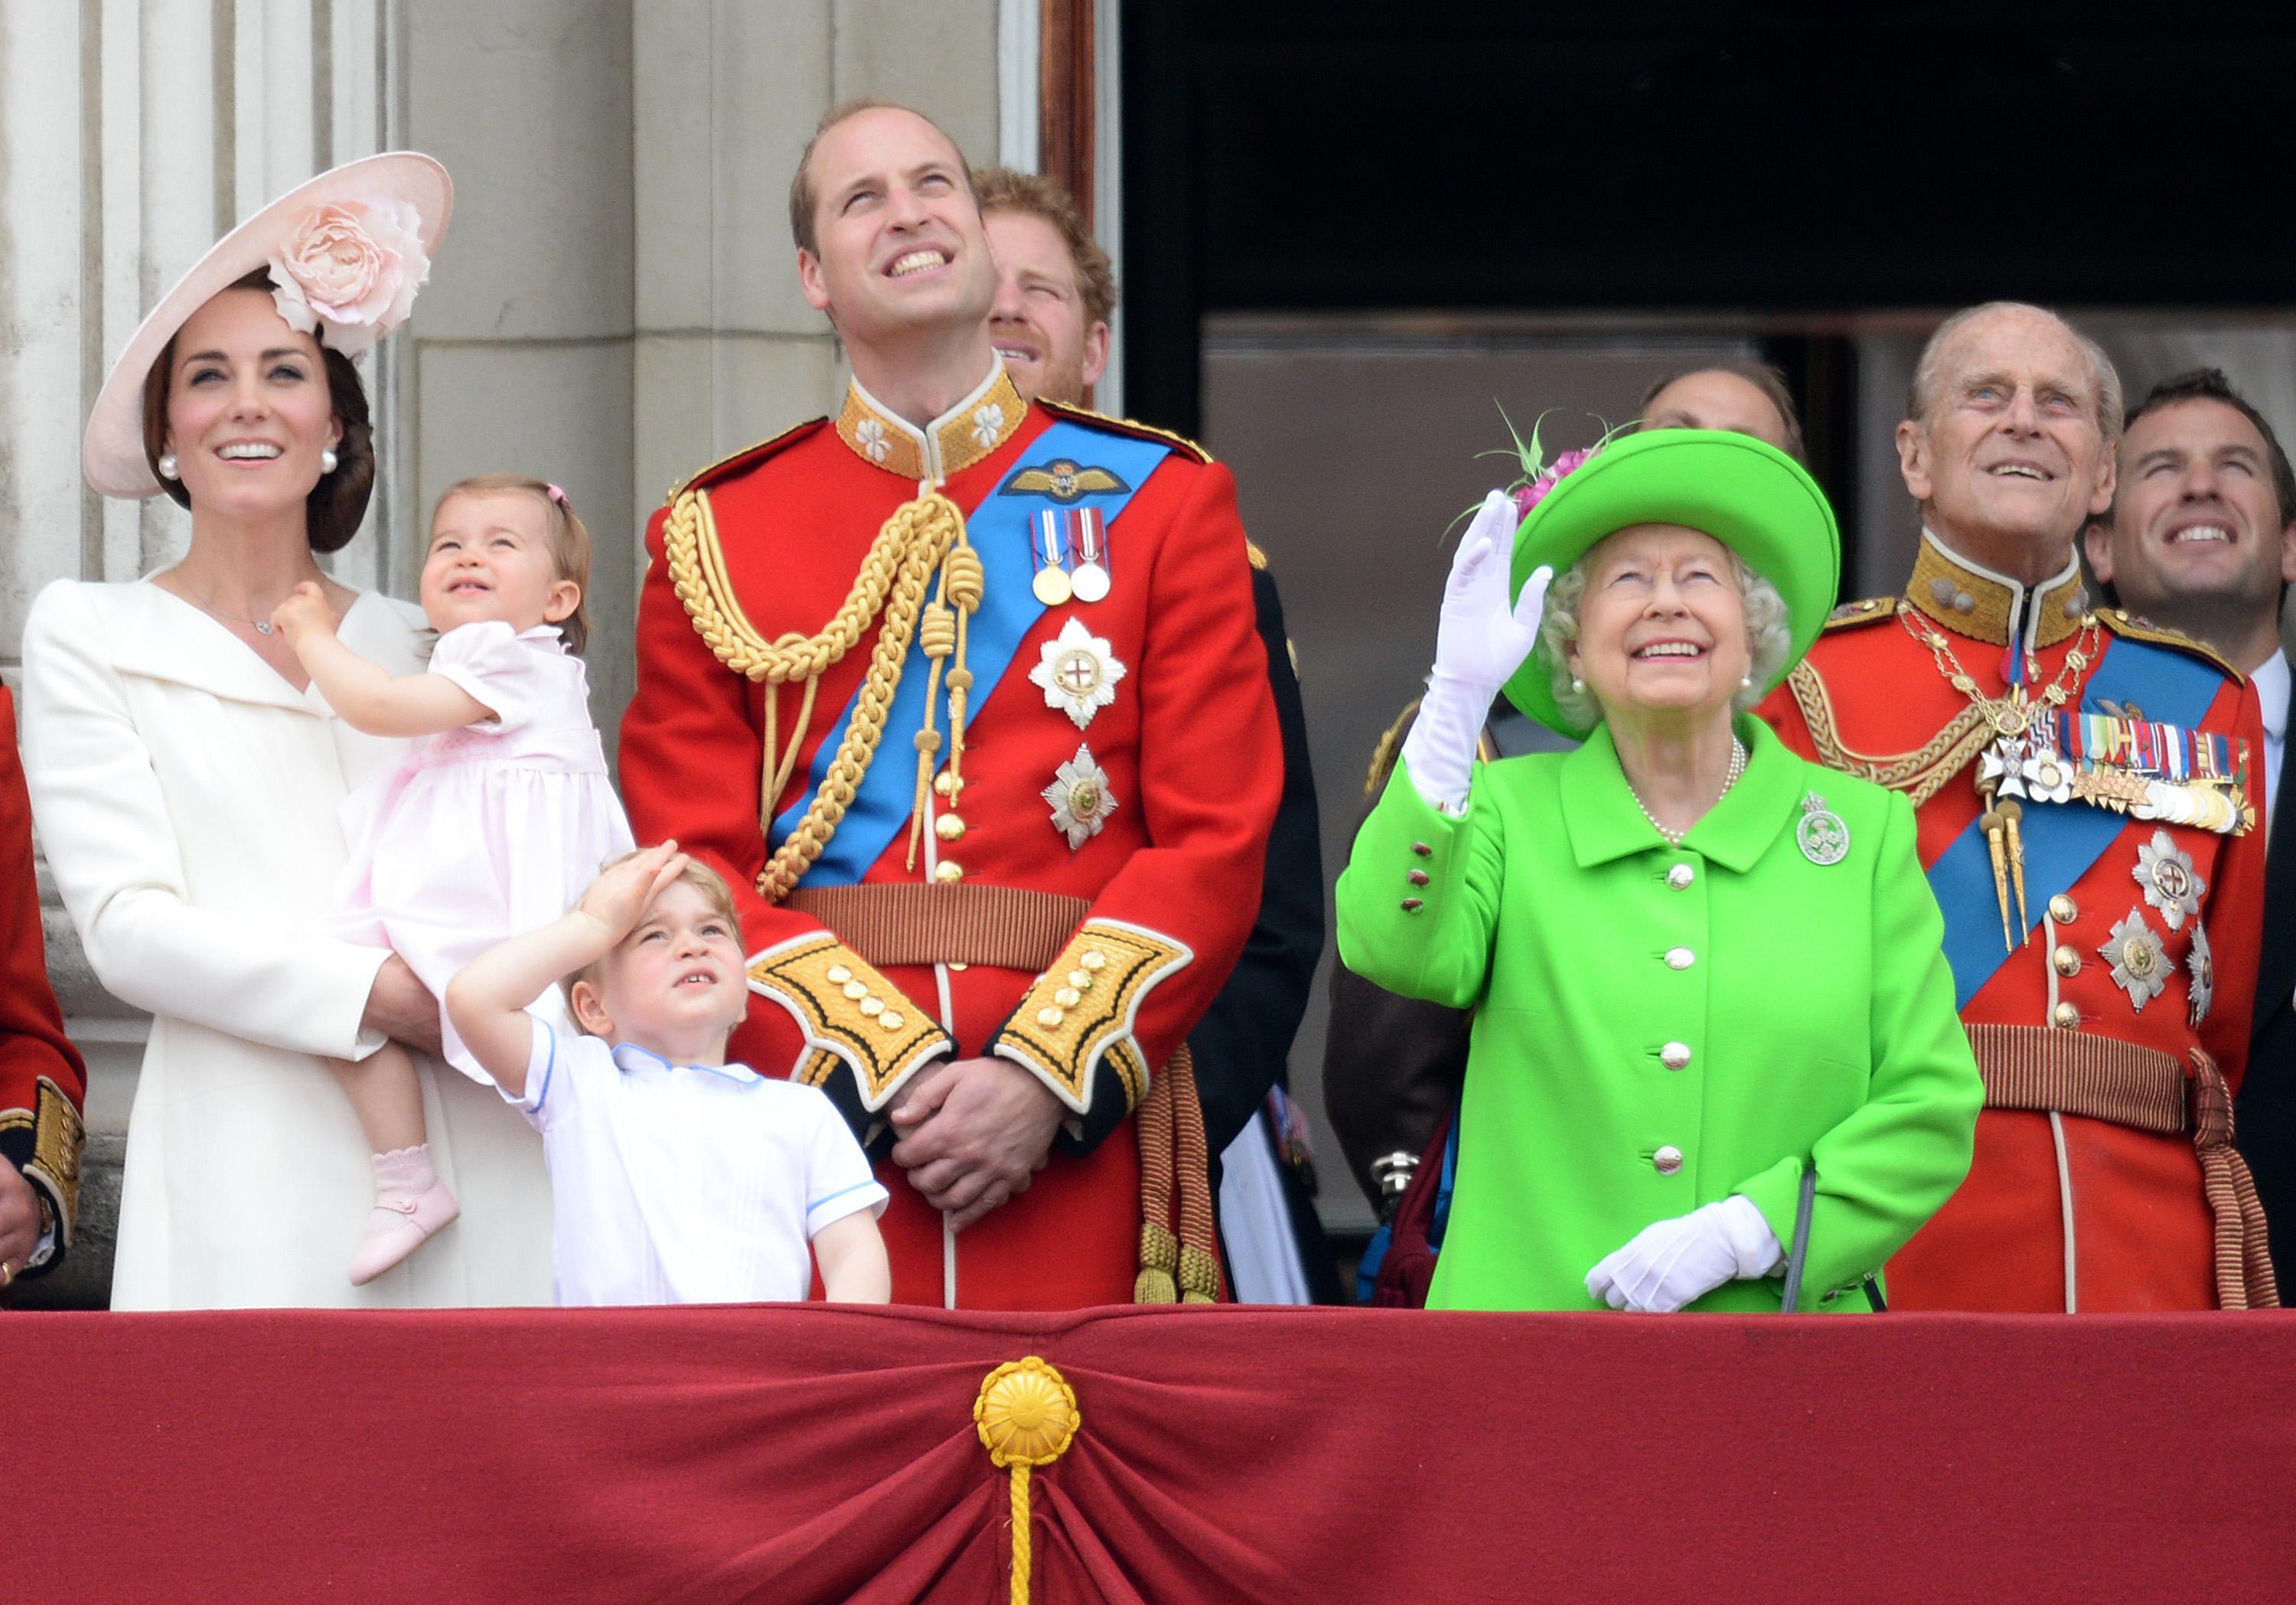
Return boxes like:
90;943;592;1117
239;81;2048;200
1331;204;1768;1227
83;151;452;501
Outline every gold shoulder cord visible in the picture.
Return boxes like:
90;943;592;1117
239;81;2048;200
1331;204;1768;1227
664;484;978;902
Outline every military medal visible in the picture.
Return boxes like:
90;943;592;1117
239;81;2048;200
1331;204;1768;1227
1031;510;1073;606
2134;830;2204;930
1070;506;1111;603
2187;921;2215;1026
1029;617;1127;729
1795;792;1850;866
2100;907;2169;1012
1043;743;1117;847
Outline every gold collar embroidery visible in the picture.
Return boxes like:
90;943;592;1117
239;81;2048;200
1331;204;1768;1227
835;360;1028;483
1903;529;2089;651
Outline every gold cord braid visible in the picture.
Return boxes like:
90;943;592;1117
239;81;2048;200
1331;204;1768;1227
905;540;987;869
1786;661;1993;807
665;484;968;901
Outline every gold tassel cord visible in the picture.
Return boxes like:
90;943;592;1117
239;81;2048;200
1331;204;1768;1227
1998;799;2030;941
975;1357;1080;1605
665;486;968;901
1981;807;2015;954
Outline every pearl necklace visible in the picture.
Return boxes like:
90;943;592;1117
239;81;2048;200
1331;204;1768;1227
1628;736;1747;846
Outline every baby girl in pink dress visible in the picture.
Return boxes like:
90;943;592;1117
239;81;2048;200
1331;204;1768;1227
272;475;632;1284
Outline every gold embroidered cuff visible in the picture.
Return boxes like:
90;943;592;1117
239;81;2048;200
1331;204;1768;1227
990;919;1192;1116
748;934;951;1112
0;1078;85;1254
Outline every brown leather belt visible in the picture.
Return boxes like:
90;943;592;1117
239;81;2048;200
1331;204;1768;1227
785;882;1090;971
1967;1023;2278;1309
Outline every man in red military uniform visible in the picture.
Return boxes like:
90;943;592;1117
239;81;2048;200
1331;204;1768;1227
619;102;1279;1310
1;687;88;1296
1760;301;2273;1310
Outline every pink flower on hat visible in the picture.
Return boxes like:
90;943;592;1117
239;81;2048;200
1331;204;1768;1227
1511;447;1591;518
267;197;432;359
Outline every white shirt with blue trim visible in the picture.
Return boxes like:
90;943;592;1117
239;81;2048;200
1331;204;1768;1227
507;1025;888;1306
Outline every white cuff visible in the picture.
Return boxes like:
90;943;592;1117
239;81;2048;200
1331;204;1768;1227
1719;1192;1785;1277
1397;670;1495;814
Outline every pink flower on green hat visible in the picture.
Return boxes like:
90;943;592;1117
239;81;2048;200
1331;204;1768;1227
1512;447;1591;518
268;197;432;359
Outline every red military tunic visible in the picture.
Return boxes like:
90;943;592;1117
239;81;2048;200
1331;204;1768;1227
620;362;1280;1310
1759;533;2272;1310
0;686;90;1281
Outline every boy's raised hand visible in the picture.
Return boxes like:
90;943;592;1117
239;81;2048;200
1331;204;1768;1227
579;842;689;940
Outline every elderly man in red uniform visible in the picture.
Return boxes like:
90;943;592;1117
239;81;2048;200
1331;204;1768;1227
1760;302;2273;1310
619;101;1279;1310
1;687;88;1297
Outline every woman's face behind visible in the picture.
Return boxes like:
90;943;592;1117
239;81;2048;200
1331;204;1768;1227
161;288;341;525
1570;524;1752;726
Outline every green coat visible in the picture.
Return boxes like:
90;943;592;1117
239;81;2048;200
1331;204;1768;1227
1336;717;1980;1312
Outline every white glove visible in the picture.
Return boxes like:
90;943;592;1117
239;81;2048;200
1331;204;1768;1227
1399;491;1551;812
1585;1195;1783;1313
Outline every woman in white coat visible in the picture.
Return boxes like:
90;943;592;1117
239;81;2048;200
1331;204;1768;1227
19;155;551;1308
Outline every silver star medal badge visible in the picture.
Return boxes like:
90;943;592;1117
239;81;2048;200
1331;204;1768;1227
2133;829;2204;931
1029;618;1127;731
1044;744;1117;848
2187;920;2214;1027
2099;906;2170;1011
1795;792;1850;866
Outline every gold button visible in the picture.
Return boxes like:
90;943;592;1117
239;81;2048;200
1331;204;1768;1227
1652;1145;1684;1176
1667;864;1694;890
859;997;885;1016
825;964;852;984
1661;1042;1691;1070
2052;1002;2079;1029
934;860;964;882
1068;970;1093;990
1055;987;1081;1007
947;961;969;972
1038;1005;1066;1027
935;813;967;842
1665;947;1694;971
879;1011;905;1031
842;980;867;1001
2048;895;2077;925
933;772;961;799
1081;951;1107;971
2051;944;2079;977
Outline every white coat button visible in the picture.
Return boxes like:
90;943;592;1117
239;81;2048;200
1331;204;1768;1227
1652;1146;1684;1176
1667;864;1694;890
1661;1042;1691;1070
1665;947;1695;971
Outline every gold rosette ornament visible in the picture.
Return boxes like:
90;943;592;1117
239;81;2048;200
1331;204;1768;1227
975;1355;1081;1605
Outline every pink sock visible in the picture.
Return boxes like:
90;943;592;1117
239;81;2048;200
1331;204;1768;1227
373;1144;439;1202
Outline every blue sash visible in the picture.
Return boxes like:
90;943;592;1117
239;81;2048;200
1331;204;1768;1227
1930;634;2229;1007
772;421;1176;886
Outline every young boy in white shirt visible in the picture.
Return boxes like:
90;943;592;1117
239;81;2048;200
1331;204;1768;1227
448;841;890;1305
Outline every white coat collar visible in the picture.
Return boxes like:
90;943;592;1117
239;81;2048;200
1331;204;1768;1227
108;579;422;713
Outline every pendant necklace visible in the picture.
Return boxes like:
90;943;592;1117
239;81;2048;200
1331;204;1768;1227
1628;736;1748;846
172;580;279;635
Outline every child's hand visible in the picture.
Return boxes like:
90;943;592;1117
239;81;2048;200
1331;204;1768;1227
577;842;688;940
269;582;337;644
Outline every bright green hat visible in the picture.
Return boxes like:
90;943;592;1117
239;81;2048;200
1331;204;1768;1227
1502;428;1841;737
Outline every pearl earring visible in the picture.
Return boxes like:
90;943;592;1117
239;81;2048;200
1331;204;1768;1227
157;453;178;480
1740;674;1753;690
1570;677;1585;693
319;448;339;475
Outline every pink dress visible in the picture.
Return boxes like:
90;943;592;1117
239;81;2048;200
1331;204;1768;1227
328;621;634;1082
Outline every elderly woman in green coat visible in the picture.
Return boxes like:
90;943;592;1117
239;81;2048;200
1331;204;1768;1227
1337;429;1980;1313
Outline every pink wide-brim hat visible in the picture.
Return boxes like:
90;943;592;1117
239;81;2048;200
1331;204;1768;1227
82;151;452;500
